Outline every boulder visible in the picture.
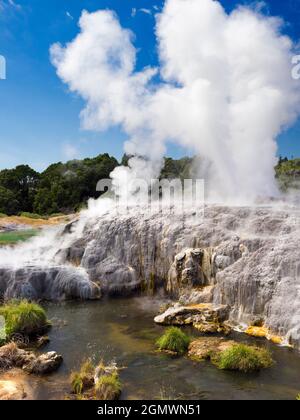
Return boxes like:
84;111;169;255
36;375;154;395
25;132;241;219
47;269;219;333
23;352;63;375
0;342;62;375
154;302;230;333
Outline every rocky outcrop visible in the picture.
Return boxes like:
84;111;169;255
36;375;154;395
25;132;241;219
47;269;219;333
154;302;230;333
23;351;63;374
0;266;100;301
0;204;300;347
167;248;213;296
245;326;283;345
0;343;63;374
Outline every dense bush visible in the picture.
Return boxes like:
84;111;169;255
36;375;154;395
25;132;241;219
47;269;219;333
156;327;190;355
275;157;300;191
0;300;49;338
33;154;119;215
213;344;273;372
0;186;20;215
0;154;118;216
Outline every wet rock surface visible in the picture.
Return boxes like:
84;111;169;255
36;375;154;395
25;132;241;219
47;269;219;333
154;302;230;334
0;265;100;301
0;204;300;347
0;343;63;375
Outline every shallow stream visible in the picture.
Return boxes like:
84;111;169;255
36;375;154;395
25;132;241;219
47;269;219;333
23;297;300;400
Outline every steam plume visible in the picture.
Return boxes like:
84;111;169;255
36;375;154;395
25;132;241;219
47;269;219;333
50;0;300;203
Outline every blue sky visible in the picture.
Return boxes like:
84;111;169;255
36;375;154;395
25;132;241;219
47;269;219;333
0;0;299;171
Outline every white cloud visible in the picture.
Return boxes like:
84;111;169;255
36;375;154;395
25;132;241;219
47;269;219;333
66;11;73;20
0;0;21;12
131;8;152;18
8;0;21;10
139;8;152;15
62;143;80;160
51;0;300;203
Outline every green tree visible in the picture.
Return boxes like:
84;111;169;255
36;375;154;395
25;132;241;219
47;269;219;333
0;186;20;215
0;165;40;212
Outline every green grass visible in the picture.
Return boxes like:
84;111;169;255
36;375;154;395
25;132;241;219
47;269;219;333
19;212;47;220
94;373;122;400
156;327;190;355
71;372;84;395
0;229;38;245
0;213;7;218
70;358;94;395
49;213;64;218
0;299;49;338
213;344;274;372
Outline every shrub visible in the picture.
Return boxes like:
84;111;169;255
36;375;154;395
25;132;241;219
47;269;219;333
213;344;273;372
156;327;190;355
0;300;49;338
94;373;121;400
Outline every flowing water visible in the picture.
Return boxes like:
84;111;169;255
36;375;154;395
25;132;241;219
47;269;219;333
26;297;300;400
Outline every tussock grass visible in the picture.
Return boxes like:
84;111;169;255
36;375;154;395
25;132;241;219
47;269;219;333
0;299;49;338
213;344;274;372
94;372;121;400
70;358;94;395
70;372;84;395
156;327;190;355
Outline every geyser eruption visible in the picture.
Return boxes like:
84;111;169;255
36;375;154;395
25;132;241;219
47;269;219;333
50;0;300;203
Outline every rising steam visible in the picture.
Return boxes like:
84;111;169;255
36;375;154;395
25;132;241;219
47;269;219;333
50;0;300;203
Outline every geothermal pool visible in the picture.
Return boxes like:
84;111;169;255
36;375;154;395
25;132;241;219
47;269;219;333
25;297;300;400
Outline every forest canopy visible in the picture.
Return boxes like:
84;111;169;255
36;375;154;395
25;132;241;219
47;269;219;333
0;154;298;216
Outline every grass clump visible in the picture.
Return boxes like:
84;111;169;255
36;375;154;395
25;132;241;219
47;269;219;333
0;299;49;338
94;372;122;401
156;327;190;355
71;372;84;395
70;358;122;401
213;344;273;372
70;358;94;395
